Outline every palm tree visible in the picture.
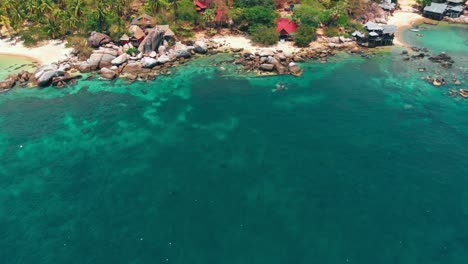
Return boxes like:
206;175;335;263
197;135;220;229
144;0;169;14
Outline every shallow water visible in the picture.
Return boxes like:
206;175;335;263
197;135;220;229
0;25;468;263
0;54;37;79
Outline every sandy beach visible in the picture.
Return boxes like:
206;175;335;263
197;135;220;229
0;39;73;65
387;0;425;46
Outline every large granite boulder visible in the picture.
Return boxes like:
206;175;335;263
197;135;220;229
34;64;64;87
88;32;112;48
288;62;303;77
112;54;129;66
100;68;117;80
157;55;171;64
139;29;165;54
88;53;117;69
259;64;274;71
141;57;158;68
259;49;275;57
122;62;143;74
173;43;193;59
0;74;17;90
94;47;119;57
193;41;208;54
158;46;167;56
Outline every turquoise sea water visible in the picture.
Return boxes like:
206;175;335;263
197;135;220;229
1;26;468;263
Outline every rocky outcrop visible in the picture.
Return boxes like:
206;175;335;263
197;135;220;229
100;68;117;80
139;29;165;54
112;54;129;66
88;53;117;69
141;57;158;68
35;64;64;87
259;64;274;71
122;62;143;74
173;42;193;58
0;74;18;91
88;32;112;48
157;55;171;64
193;41;208;54
444;15;468;25
288;62;303;77
428;53;454;68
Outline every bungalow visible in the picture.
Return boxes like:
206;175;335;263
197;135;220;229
129;25;146;46
447;0;464;5
446;5;464;17
276;18;298;39
120;34;130;45
356;22;397;47
423;3;448;20
154;25;176;39
131;14;156;28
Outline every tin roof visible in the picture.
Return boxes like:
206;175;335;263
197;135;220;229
364;21;383;31
423;3;448;14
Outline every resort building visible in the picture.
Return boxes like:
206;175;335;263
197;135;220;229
423;1;466;19
276;18;298;39
352;22;396;48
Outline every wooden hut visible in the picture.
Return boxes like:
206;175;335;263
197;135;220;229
120;34;130;45
155;25;176;39
423;3;448;20
446;5;464;17
382;25;397;45
129;25;146;46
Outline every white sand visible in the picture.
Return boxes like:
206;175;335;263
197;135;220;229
210;35;299;54
387;0;425;46
0;39;73;65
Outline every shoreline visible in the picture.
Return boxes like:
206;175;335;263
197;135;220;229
0;39;73;65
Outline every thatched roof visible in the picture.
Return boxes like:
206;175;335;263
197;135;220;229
155;25;175;37
129;25;146;40
120;34;130;41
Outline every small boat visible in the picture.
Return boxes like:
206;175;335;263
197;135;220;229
409;28;420;32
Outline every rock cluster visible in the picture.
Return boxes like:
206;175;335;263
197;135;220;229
0;31;365;89
0;71;32;91
428;53;454;68
444;15;468;25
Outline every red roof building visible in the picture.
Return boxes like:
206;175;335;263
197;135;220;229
276;18;298;37
195;1;208;12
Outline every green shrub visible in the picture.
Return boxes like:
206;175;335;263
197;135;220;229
250;26;279;46
126;47;139;55
244;6;278;28
294;25;316;47
66;35;93;60
324;26;340;37
292;5;322;27
176;0;199;23
234;0;275;9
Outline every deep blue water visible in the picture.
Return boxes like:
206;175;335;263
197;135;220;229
0;26;468;263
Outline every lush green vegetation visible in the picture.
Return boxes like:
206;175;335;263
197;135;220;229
250;25;279;45
294;25;317;47
0;0;372;47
